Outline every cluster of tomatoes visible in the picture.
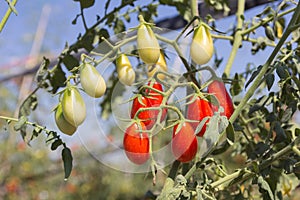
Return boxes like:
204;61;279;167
123;79;234;165
53;14;234;165
54;63;107;136
123;81;167;164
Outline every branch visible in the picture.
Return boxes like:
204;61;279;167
0;0;18;33
223;0;245;77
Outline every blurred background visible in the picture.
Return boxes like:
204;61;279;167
0;0;293;199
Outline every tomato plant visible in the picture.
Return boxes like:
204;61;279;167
123;122;149;165
2;0;300;199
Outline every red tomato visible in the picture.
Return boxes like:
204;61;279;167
146;82;167;124
131;96;153;127
123;122;150;165
172;122;198;163
208;80;234;119
187;97;213;137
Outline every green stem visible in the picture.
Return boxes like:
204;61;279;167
229;2;300;123
241;7;296;36
80;7;88;31
212;34;276;47
0;0;18;33
191;0;199;24
223;0;245;77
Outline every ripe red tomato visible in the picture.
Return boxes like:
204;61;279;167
146;82;167;123
131;96;153;127
208;80;234;119
172;122;198;163
187;97;213;137
123;122;149;165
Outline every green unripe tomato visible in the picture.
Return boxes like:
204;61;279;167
80;63;106;98
137;18;160;64
55;104;77;136
61;87;86;127
190;24;214;65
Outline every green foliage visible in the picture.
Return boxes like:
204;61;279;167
2;0;300;199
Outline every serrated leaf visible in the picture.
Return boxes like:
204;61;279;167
62;147;73;180
51;139;62;151
265;73;274;91
258;176;275;200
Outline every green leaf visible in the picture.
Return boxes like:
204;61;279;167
49;64;66;94
273;121;287;143
265;73;274;91
248;104;261;115
19;94;38;117
264;25;275;41
113;19;125;34
14;116;27;131
62;147;73;180
245;65;262;88
281;108;293;122
199;112;228;158
62;54;79;71
276;64;289;79
51;139;63;151
35;57;50;84
29;126;43;141
257;176;275;200
230;73;242;96
74;0;95;9
104;0;111;14
226;122;235;145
